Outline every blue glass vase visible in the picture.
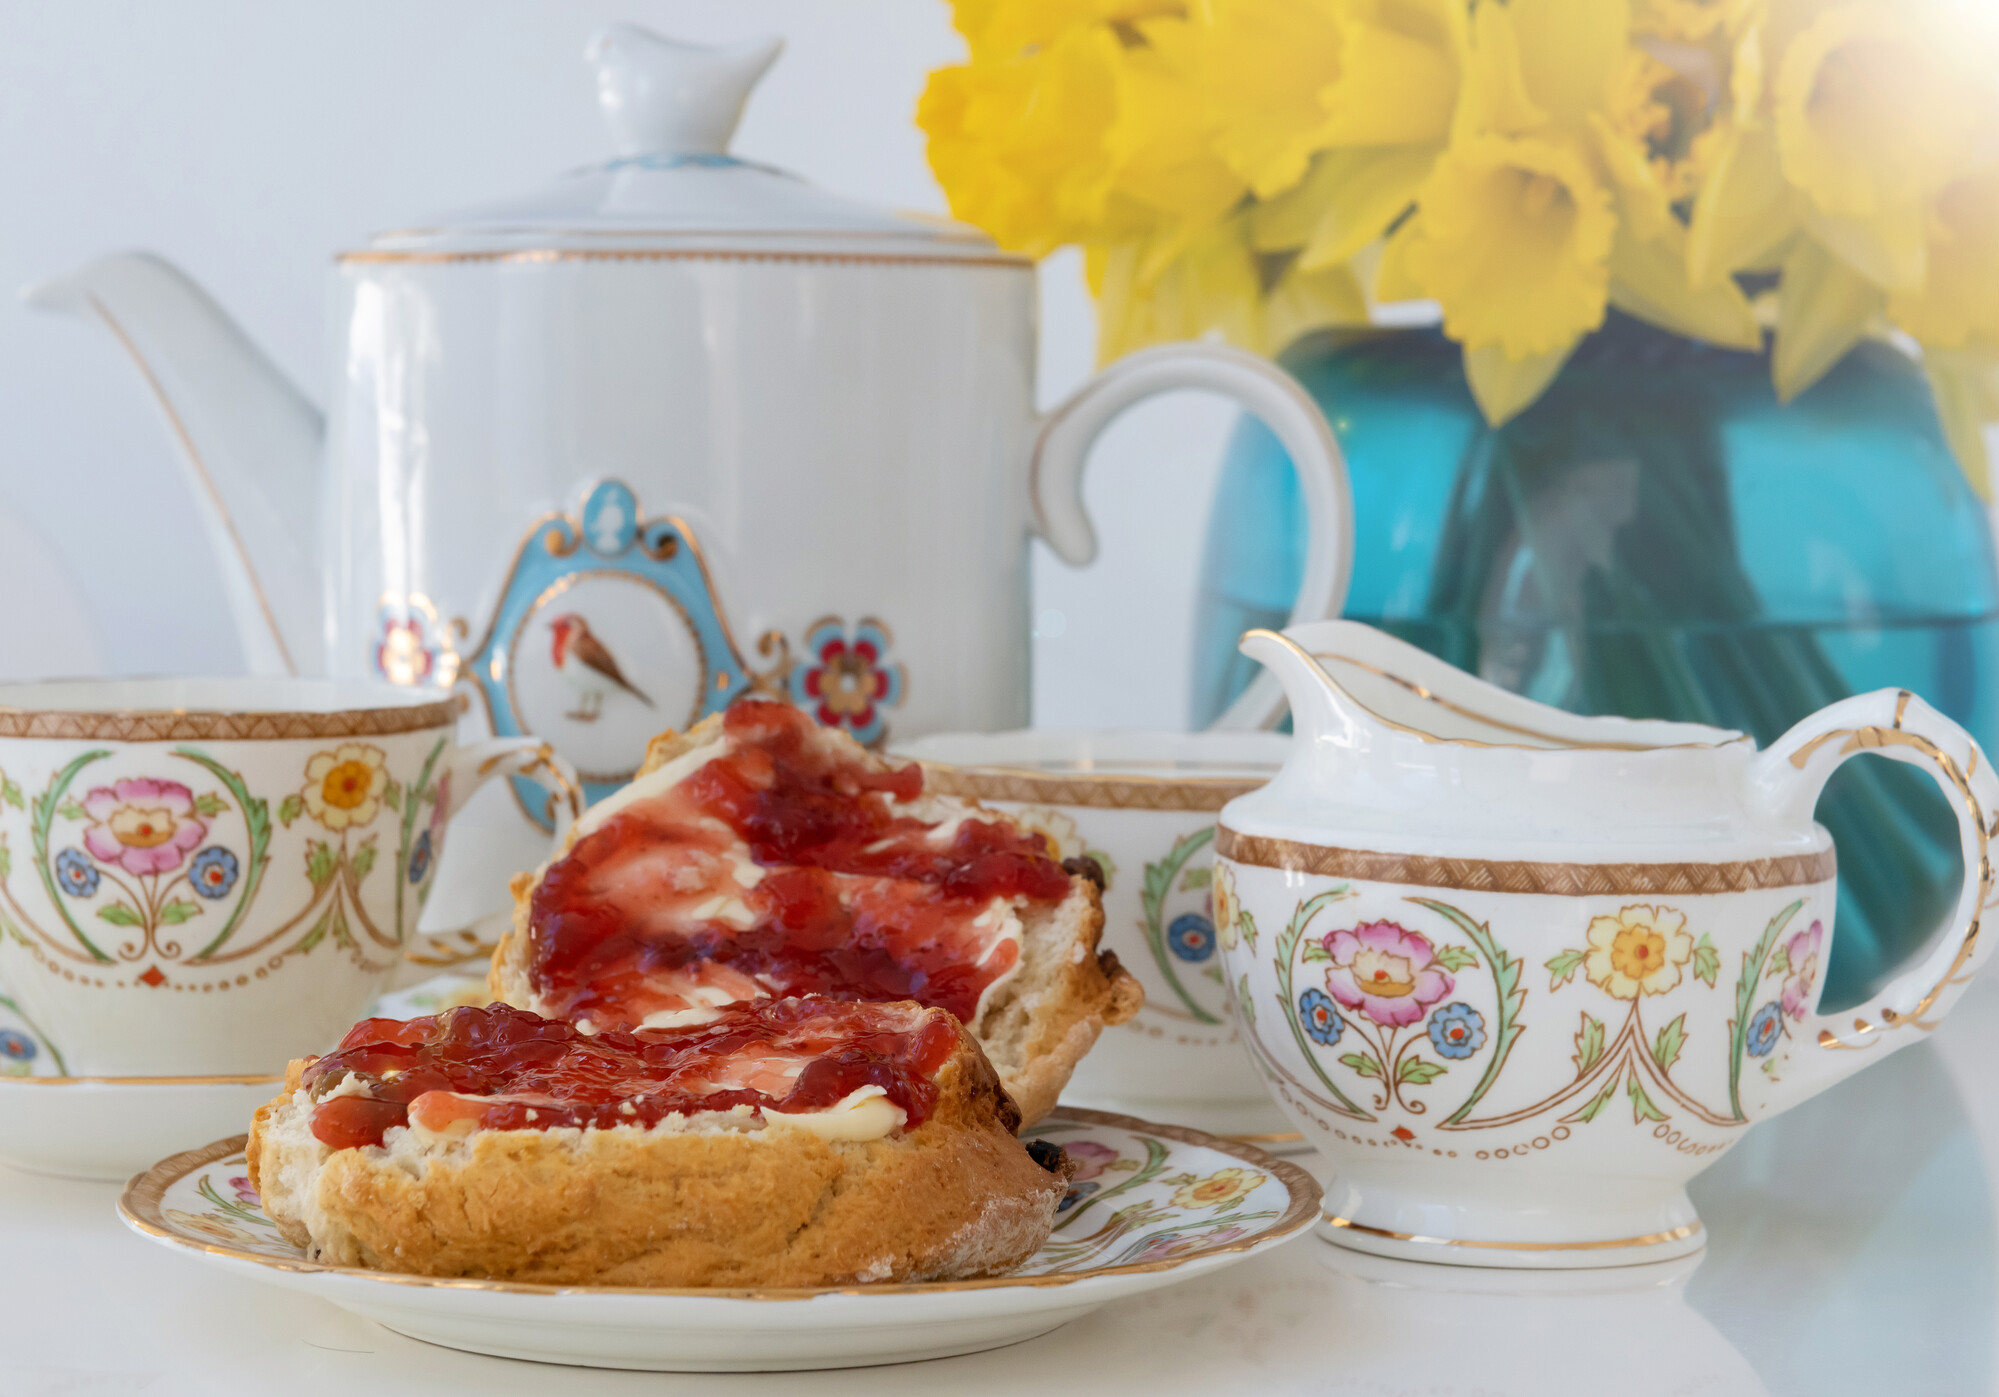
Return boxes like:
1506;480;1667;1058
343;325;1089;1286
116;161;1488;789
1191;313;1999;1012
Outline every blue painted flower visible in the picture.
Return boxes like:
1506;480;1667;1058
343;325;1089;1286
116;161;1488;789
0;1030;36;1062
1299;987;1343;1045
1168;912;1216;962
1427;1003;1487;1059
408;828;434;884
188;847;239;900
1747;1001;1783;1057
54;848;99;898
1058;1181;1099;1213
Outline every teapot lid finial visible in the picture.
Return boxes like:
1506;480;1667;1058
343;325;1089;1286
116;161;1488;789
586;25;783;159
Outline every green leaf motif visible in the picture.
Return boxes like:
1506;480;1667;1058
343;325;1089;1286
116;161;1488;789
1573;1012;1606;1077
157;899;201;926
1545;947;1586;990
1239;910;1259;952
0;844;11;882
96;903;141;927
1238;974;1255;1023
298;904;333;955
305;841;337;890
1397;1057;1447;1085
1179;866;1211;891
351;837;378;881
1692;932;1720;988
1652;1013;1688;1073
1433;944;1479;973
384;780;404;814
278;794;304;828
1765;943;1791;979
0;777;22;811
1628;1073;1669;1124
1567;1075;1619;1124
330;903;355;951
1300;941;1332;963
193;793;228;817
1338;1053;1384;1080
56;800;84;821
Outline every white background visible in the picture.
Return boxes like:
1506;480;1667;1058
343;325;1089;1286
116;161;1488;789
0;0;1241;729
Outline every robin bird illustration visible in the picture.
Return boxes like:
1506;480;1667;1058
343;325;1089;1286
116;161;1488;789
547;613;653;723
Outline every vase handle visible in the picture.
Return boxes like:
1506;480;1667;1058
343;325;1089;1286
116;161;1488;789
1028;342;1353;731
1748;688;1999;1105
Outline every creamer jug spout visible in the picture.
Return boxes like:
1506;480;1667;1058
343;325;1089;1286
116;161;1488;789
1239;627;1379;753
23;252;325;676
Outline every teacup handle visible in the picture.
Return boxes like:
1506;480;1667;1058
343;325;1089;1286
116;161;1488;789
1029;342;1353;731
405;738;583;968
1750;689;1999;1102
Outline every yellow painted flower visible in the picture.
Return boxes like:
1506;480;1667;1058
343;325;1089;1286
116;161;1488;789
302;744;389;833
1772;1;1984;288
1212;863;1239;952
1400;134;1617;359
1170;1166;1263;1210
1889;172;1999;351
1584;905;1694;1000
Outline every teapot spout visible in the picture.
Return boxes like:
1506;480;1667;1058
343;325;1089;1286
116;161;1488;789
24;253;325;676
1239;628;1373;751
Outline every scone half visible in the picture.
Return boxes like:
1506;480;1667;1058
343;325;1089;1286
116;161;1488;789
248;1000;1070;1288
490;700;1142;1123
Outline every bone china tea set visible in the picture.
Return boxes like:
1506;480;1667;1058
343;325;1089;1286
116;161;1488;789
8;23;1995;1326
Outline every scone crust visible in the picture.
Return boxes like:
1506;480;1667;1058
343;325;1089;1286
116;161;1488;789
489;714;1140;1125
246;1020;1067;1287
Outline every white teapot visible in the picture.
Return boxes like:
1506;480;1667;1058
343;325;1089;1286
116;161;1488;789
26;25;1350;947
1215;620;1997;1267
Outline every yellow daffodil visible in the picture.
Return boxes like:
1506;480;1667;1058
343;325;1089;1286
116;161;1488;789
1633;0;1732;41
919;26;1124;255
1772;1;1983;288
1318;0;1465;149
1183;0;1348;199
1402;135;1617;360
1104;18;1246;227
1890;173;1999;352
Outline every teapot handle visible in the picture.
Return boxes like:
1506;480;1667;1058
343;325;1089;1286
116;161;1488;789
1748;688;1999;1104
1028;343;1353;731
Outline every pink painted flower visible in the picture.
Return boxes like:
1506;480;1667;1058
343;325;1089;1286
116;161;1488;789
1323;921;1453;1028
1781;920;1824;1020
1063;1140;1121;1182
1130;1226;1249;1265
81;778;205;877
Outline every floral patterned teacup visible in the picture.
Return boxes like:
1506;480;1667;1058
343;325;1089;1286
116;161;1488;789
1217;621;1999;1267
898;729;1292;1138
0;679;578;1077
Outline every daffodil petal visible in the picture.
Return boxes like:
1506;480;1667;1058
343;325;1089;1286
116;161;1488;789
1608;228;1762;350
1687;124;1795;288
1922;348;1999;500
1773;237;1884;402
1463;340;1577;426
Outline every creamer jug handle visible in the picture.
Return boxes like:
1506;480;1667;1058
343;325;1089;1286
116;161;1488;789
1029;343;1353;731
1747;689;1999;1109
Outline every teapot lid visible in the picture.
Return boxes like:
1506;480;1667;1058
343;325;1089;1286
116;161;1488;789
361;25;1015;264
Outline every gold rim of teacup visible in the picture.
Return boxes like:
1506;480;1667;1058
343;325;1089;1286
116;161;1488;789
0;695;465;742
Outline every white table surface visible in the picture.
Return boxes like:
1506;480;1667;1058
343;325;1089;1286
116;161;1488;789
3;980;1993;1397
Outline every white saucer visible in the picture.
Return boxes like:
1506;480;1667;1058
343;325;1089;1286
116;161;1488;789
121;1107;1320;1371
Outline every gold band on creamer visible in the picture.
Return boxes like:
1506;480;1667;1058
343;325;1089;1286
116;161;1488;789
1215;827;1838;896
919;763;1269;812
1323;1213;1703;1251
